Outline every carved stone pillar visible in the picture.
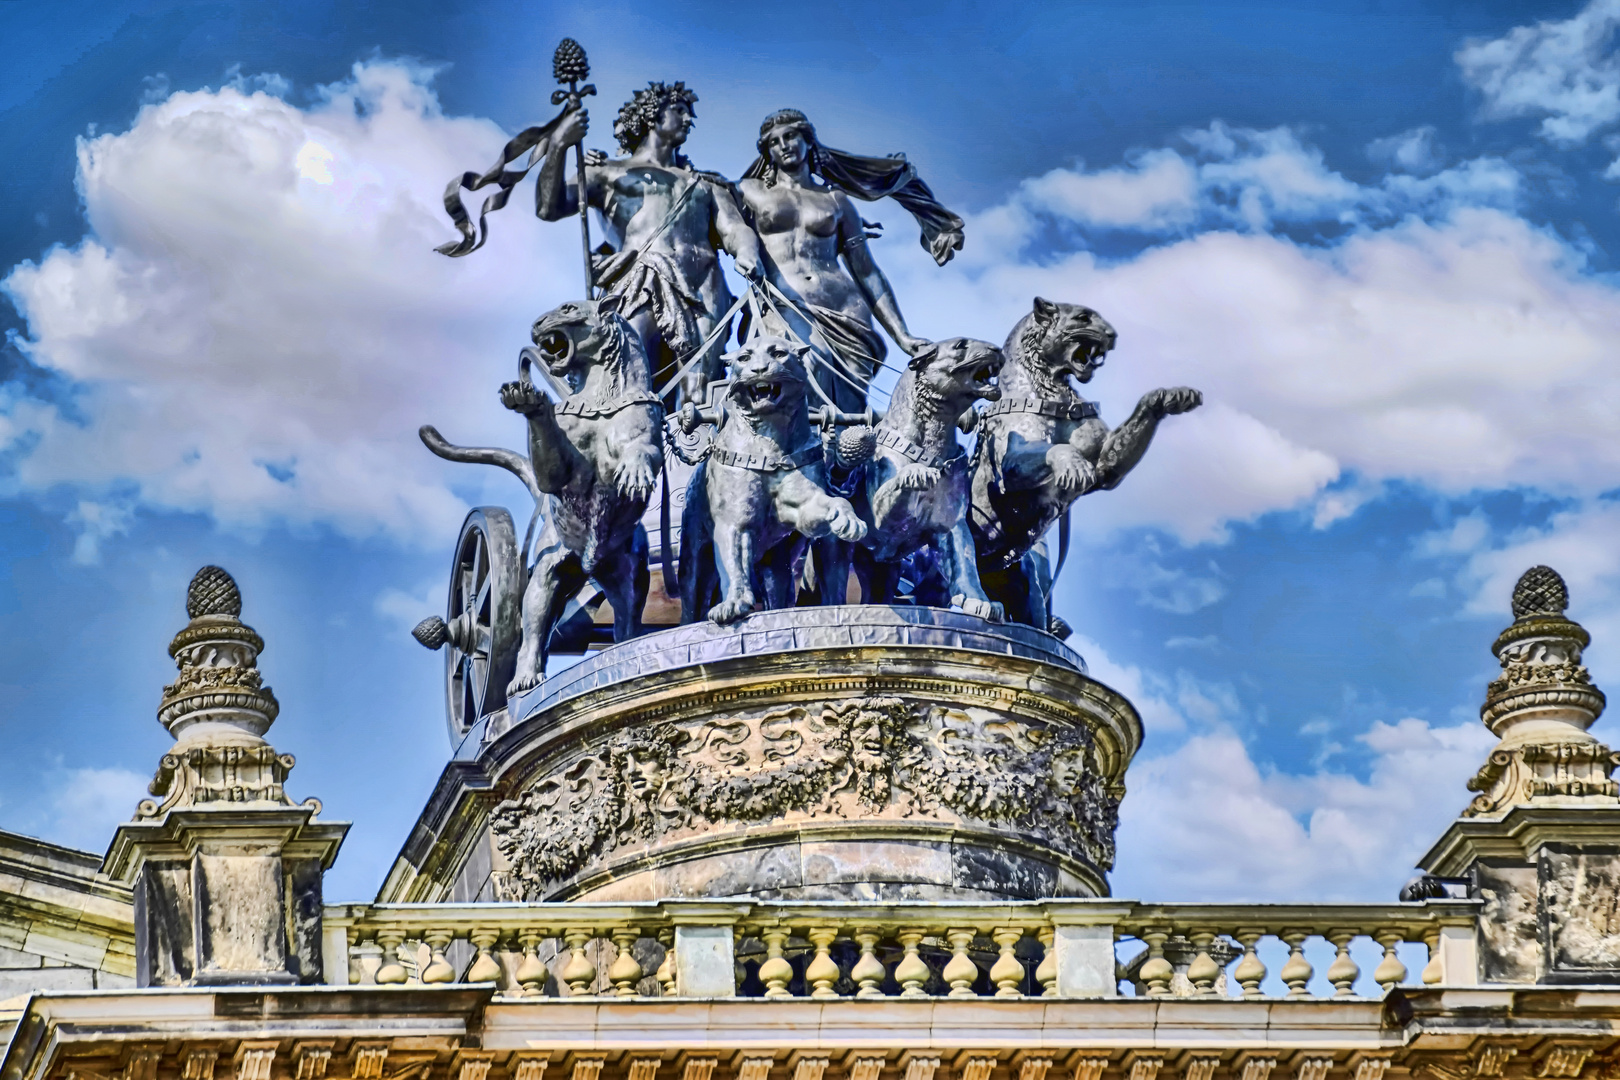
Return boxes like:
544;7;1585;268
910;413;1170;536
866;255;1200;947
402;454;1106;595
1418;565;1620;984
103;566;348;986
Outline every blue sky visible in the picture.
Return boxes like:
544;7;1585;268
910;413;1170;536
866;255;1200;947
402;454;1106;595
1;0;1618;903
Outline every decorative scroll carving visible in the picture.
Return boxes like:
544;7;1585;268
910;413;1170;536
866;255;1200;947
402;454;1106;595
491;697;1118;897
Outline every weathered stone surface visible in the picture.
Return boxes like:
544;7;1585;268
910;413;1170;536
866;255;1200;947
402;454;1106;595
1542;845;1620;977
1474;860;1539;983
382;607;1137;903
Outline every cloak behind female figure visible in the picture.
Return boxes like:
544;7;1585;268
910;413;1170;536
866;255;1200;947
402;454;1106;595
738;109;965;405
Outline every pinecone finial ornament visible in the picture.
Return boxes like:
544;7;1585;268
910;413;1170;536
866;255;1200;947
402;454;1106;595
553;38;589;85
187;565;242;618
1512;564;1569;619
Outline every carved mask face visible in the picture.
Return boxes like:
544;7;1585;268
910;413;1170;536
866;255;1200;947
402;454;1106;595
1051;750;1086;796
850;715;887;759
624;750;665;796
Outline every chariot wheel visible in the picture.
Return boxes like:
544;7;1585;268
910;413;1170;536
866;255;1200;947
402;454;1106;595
413;507;521;746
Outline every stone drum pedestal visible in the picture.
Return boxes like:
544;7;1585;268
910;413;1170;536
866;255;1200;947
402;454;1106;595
382;607;1141;903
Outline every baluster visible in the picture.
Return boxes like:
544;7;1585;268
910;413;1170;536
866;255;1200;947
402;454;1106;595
1232;929;1267;1000
609;926;644;997
375;930;407;985
1372;930;1408;992
851;928;886;999
562;927;598;995
805;926;842;999
346;928;362;985
656;928;676;996
895;928;930;998
422;929;456;983
1279;931;1314;999
515;928;548;995
943;928;980;998
1034;927;1057;998
1326;931;1359;998
1421;929;1443;985
759;927;794;999
466;928;503;984
1139;930;1173;998
990;928;1024;998
1186;931;1220;998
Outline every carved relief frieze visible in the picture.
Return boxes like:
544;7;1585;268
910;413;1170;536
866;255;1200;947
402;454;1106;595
489;696;1119;898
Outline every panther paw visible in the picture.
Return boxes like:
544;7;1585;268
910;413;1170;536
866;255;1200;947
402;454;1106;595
1047;615;1073;640
500;380;552;415
896;463;943;490
506;671;543;696
615;458;657;501
825;502;868;542
952;595;1005;622
708;593;757;625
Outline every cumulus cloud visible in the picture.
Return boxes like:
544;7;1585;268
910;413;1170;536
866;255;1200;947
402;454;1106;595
1457;0;1620;145
20;766;152;854
2;60;579;545
889;190;1620;543
1423;498;1620;686
1082;632;1497;901
1006;121;1515;238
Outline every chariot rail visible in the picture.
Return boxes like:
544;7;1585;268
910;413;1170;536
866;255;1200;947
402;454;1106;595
321;898;1480;1000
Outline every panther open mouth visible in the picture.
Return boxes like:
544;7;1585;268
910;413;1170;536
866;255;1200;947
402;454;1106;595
969;357;1003;400
737;380;785;409
535;327;575;373
1068;336;1113;382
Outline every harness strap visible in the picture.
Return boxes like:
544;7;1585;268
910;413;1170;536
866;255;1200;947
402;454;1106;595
707;441;824;473
981;396;1098;422
873;427;965;472
555;390;664;418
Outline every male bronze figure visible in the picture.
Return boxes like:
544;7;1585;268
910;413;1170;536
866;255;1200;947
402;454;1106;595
537;83;762;402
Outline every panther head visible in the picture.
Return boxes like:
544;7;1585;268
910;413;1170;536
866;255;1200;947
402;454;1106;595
528;294;633;392
1020;297;1117;389
908;336;1003;411
722;336;811;420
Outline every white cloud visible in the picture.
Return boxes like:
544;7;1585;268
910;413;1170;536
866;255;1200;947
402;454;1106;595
2;60;578;546
1436;499;1620;687
27;766;151;854
889;195;1620;544
1007;121;1515;237
1457;0;1620;145
1071;636;1497;901
1368;126;1443;172
65;498;133;564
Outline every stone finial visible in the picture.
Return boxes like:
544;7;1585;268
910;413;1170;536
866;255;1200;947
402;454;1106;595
1464;565;1614;817
139;566;295;820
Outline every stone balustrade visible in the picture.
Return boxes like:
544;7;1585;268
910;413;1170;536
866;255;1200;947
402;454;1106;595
322;898;1478;999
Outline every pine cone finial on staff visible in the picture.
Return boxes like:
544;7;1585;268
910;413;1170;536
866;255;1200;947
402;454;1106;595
553;38;589;84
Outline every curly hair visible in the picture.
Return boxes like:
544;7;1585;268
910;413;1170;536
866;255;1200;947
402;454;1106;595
614;81;699;155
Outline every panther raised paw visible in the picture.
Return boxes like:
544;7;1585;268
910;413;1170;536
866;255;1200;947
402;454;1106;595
708;592;757;625
1047;615;1073;640
500;380;553;415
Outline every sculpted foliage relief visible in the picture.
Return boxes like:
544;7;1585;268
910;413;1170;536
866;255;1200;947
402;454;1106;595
489;697;1118;897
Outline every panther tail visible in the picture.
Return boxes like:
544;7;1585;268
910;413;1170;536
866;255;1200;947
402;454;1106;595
419;425;542;502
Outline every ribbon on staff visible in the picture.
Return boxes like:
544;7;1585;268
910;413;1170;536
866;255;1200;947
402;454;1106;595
435;114;568;258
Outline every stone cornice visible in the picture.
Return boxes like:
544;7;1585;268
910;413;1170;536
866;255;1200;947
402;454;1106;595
1418;804;1620;875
